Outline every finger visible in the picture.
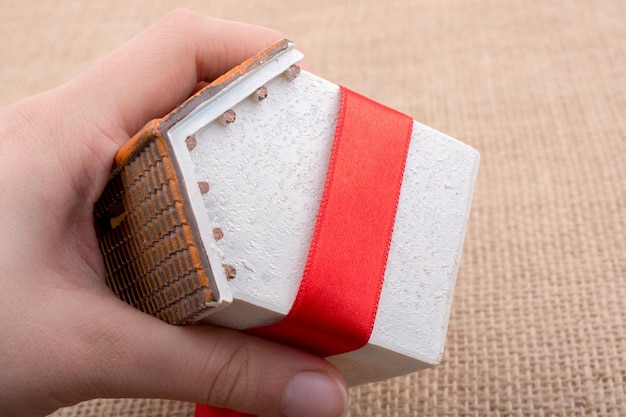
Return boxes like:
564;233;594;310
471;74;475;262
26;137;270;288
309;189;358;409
77;300;348;417
2;9;288;209
68;9;287;142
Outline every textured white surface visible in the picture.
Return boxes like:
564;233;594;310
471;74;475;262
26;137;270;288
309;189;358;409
168;45;305;307
329;120;479;384
168;48;479;385
193;73;340;327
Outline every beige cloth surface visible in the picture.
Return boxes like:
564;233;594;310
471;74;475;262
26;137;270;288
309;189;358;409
1;0;625;416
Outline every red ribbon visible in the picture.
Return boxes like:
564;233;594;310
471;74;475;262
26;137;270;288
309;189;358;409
196;86;413;416
195;405;256;417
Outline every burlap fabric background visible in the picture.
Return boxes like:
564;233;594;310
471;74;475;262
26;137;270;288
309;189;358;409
1;1;624;416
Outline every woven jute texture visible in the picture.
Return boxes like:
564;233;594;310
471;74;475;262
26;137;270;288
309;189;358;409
1;1;624;416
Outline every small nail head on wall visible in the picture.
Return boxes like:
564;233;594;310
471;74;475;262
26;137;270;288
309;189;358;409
255;86;268;101
185;135;197;150
224;264;237;280
287;64;301;80
198;181;210;194
221;109;237;124
213;227;224;241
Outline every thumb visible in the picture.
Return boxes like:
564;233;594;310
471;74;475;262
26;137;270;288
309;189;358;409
82;304;348;417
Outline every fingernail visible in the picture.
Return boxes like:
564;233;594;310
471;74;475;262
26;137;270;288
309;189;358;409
281;371;348;417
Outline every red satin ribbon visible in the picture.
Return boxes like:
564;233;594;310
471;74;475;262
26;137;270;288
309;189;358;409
195;86;413;417
195;405;255;417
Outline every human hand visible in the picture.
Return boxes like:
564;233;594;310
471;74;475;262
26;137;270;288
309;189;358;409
0;9;347;417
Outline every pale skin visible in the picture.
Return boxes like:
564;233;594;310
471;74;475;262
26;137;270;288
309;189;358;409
0;9;347;417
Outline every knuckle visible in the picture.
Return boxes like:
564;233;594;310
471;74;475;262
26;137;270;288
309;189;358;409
160;8;205;30
203;342;256;409
165;8;197;21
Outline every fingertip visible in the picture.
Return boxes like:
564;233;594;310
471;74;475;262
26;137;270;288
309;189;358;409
73;9;290;139
281;371;348;417
141;8;288;83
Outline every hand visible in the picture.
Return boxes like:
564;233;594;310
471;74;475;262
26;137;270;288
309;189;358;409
0;9;347;417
